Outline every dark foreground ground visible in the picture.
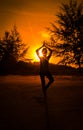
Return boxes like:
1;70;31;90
0;75;83;130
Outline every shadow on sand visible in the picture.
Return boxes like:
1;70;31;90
32;95;50;130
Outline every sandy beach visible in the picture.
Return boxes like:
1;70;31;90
0;75;83;130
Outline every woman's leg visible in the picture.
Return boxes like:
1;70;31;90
40;74;46;96
46;72;54;90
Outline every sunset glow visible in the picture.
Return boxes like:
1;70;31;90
24;30;51;62
1;0;82;64
34;52;39;61
41;31;50;39
32;47;43;62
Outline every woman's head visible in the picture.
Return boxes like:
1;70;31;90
42;47;47;56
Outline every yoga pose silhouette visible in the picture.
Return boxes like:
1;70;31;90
36;43;54;96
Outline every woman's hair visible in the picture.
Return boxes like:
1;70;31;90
42;47;47;54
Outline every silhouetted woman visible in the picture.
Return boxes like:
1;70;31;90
36;43;54;96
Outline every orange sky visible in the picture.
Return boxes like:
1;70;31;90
0;0;82;63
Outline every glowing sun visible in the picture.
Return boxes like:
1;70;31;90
34;49;43;61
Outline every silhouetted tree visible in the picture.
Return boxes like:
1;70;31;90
0;26;29;74
0;40;5;61
0;25;28;62
47;0;83;69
